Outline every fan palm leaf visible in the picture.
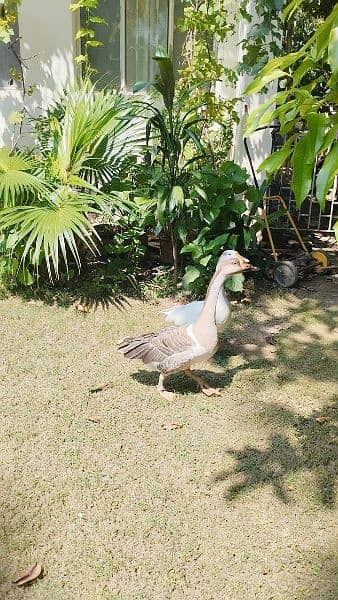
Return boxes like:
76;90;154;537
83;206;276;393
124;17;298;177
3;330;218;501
0;186;100;279
0;148;50;208
1;81;145;282
50;83;145;185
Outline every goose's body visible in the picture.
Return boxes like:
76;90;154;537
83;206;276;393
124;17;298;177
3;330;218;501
162;286;231;331
117;251;252;399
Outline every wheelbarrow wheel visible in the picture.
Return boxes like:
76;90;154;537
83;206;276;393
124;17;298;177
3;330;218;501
273;261;298;288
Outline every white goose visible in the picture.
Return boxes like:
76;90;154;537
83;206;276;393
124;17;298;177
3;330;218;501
117;251;253;400
162;250;238;331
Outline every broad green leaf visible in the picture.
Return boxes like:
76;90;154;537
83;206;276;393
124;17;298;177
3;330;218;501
245;69;290;95
181;242;200;256
245;50;304;95
17;267;34;286
283;0;305;20
319;124;338;154
153;51;175;112
182;265;201;288
177;222;187;242
194;184;208;201
292;133;314;206
170;185;184;208
224;273;245;292
205;233;229;252
258;147;293;175
200;254;212;267
306;112;327;154
293;57;314;86
245;95;278;135
231;200;247;214
328;21;338;74
316;143;338;208
311;8;338;59
202;207;221;225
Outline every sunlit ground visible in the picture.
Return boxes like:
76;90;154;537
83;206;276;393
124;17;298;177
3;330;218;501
0;278;337;599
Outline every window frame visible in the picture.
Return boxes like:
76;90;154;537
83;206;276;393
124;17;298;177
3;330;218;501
75;0;176;92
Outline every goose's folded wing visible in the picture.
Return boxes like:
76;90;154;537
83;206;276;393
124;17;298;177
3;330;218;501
117;326;194;364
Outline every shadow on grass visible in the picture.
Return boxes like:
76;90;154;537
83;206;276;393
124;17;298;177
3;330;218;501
132;359;271;395
10;275;132;312
215;296;338;384
213;398;337;507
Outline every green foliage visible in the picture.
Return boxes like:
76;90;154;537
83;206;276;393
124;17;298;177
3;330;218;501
0;82;144;284
177;0;239;157
0;0;21;43
180;162;264;295
238;0;284;76
70;0;102;73
104;197;153;273
245;3;338;211
133;51;211;284
140;266;177;301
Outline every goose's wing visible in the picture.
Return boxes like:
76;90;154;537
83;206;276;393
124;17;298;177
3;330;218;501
117;326;195;370
161;300;204;326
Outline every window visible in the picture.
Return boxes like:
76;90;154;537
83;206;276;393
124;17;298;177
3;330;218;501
0;20;21;89
83;0;184;90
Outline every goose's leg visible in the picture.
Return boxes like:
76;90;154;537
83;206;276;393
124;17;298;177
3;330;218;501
184;368;222;397
157;373;176;401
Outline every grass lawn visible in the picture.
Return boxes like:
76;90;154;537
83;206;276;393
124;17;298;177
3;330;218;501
0;278;337;599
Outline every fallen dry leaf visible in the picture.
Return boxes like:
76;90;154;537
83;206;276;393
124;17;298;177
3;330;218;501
315;416;330;424
161;423;183;430
89;382;112;394
13;562;42;586
87;417;101;423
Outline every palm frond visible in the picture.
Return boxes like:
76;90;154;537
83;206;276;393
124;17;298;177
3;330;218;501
0;186;100;279
0;148;49;208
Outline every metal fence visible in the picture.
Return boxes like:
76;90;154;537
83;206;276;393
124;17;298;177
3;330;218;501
266;131;338;234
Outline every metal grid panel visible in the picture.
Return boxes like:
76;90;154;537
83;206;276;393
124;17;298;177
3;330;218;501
267;134;338;233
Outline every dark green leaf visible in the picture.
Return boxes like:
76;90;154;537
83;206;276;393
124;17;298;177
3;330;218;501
182;265;201;287
316;143;338;208
258;147;293;176
292;133;314;206
224;273;245;292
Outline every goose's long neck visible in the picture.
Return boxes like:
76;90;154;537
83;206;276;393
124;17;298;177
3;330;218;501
217;284;228;308
195;270;229;328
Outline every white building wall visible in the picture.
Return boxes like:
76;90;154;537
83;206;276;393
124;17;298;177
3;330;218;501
216;0;276;184
0;0;275;173
0;0;76;147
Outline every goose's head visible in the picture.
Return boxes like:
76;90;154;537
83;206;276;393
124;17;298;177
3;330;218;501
216;250;256;275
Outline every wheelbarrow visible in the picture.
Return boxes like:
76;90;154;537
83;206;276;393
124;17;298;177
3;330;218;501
261;194;329;288
244;129;329;288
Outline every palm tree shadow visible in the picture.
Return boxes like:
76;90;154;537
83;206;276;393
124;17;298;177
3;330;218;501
213;399;338;507
13;277;132;312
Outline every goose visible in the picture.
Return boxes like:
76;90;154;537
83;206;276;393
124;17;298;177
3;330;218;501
161;250;238;331
117;251;253;400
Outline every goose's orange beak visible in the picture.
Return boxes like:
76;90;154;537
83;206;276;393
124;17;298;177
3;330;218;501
238;254;259;271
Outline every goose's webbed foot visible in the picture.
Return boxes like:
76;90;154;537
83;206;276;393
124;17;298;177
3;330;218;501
157;373;176;401
184;369;222;397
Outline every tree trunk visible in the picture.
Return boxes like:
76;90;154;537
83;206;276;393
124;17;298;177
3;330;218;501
169;224;178;291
